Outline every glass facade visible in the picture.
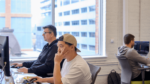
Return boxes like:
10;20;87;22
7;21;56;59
11;17;32;49
0;0;5;13
11;0;31;13
0;17;5;29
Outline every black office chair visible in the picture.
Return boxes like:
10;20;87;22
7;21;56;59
87;62;101;84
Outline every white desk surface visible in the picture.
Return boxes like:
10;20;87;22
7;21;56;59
1;68;50;84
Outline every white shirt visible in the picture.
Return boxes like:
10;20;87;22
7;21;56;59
61;55;92;84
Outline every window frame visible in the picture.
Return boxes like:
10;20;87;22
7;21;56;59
10;0;106;61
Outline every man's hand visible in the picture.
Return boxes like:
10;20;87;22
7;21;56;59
55;48;69;64
29;76;44;83
11;63;23;67
18;67;28;73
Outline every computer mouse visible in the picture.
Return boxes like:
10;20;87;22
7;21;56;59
11;64;17;68
30;78;41;84
22;79;41;84
22;80;30;84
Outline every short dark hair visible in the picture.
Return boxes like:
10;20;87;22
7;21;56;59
124;34;135;44
43;25;57;37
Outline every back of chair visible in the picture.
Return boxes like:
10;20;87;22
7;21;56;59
87;62;101;84
116;55;132;84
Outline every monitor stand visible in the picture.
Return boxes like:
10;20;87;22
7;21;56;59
4;74;15;84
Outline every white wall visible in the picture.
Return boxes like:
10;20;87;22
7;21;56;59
87;0;150;84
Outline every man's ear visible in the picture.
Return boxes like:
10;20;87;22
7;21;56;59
70;45;74;50
50;32;53;37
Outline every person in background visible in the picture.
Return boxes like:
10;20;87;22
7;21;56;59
12;25;64;77
117;33;150;81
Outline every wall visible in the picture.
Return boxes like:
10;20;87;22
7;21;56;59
88;0;150;84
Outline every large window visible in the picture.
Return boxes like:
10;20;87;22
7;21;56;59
0;0;105;59
55;0;105;56
0;17;5;29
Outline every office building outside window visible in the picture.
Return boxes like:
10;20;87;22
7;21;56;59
81;7;87;13
89;32;95;37
81;20;87;25
89;45;95;51
81;32;87;37
72;20;79;25
77;44;80;48
89;19;95;24
37;27;42;31
63;0;70;5
89;5;95;12
71;0;79;3
59;32;62;36
72;9;79;14
72;32;79;37
59;12;62;16
58;22;62;26
64;11;70;16
60;0;62;6
81;44;87;49
64;32;70;34
0;0;5;13
1;0;105;58
64;21;70;26
40;0;50;3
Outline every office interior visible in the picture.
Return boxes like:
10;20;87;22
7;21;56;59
0;0;150;84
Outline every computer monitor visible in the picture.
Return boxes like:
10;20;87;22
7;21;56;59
0;36;10;76
134;41;149;56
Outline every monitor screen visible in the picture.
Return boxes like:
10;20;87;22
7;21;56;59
0;36;10;76
134;41;149;56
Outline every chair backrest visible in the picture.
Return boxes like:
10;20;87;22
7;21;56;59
116;55;132;84
87;62;101;84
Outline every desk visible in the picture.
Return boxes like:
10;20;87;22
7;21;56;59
138;66;150;84
1;68;50;84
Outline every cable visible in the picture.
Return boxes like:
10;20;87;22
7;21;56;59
0;62;7;83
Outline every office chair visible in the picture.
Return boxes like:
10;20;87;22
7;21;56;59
116;55;132;84
87;62;101;84
116;55;150;84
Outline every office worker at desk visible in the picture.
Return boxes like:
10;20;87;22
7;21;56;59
30;34;92;84
12;25;64;77
117;34;150;81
